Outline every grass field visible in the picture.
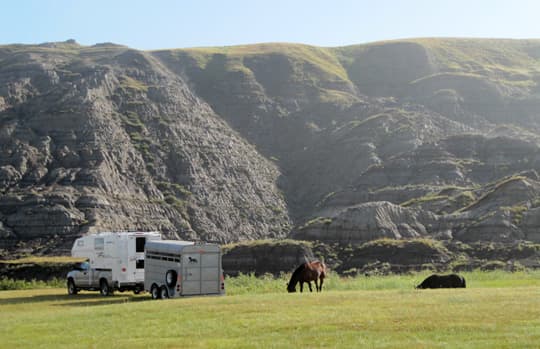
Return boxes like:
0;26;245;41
1;271;539;348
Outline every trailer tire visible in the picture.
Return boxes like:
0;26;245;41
67;279;78;295
160;285;169;299
100;279;111;296
151;284;161;300
165;270;177;287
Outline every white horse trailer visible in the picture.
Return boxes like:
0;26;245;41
144;240;225;299
70;231;161;293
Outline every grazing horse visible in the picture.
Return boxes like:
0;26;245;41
416;273;466;289
287;261;327;293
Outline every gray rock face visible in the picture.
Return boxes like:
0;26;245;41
342;239;453;273
519;207;540;242
4;39;540;256
0;44;290;253
293;201;438;243
222;240;315;276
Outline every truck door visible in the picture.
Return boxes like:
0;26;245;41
126;235;147;283
134;236;146;281
74;261;91;287
182;253;201;295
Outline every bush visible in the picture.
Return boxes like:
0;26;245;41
0;277;64;290
480;261;506;271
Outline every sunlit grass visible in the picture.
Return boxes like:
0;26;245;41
1;271;539;348
226;270;540;295
1;256;85;264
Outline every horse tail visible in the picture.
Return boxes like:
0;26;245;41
321;261;328;278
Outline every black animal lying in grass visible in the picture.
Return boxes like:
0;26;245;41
416;274;466;289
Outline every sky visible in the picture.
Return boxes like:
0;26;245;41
2;0;540;50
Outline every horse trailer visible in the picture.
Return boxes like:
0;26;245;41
144;240;225;299
69;231;161;294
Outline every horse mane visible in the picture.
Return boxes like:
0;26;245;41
287;262;306;291
290;263;306;281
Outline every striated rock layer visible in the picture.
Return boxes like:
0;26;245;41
0;42;290;254
4;39;540;256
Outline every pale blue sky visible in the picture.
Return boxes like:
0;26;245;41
2;0;540;50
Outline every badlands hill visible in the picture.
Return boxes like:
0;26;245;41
2;38;540;258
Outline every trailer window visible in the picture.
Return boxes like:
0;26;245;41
94;238;104;251
136;237;146;253
136;260;144;269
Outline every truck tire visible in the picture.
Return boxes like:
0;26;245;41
165;270;177;287
100;279;111;296
67;279;78;295
160;285;169;299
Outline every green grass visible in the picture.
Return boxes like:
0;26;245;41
179;43;349;81
1;271;539;348
118;75;149;92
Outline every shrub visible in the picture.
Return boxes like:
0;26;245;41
0;277;64;290
480;261;507;271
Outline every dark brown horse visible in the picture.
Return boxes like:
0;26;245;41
287;261;327;293
416;273;466;289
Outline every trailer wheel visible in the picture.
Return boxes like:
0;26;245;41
151;284;161;300
133;289;141;295
160;285;169;299
165;270;177;287
100;279;111;296
67;279;78;295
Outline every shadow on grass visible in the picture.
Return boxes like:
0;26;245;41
0;292;149;306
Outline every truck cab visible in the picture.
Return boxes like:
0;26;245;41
67;260;114;296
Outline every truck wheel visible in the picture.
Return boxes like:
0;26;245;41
67;279;78;295
151;284;161;300
165;270;177;287
160;285;169;299
100;279;111;296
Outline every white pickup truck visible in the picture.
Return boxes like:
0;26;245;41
66;261;115;296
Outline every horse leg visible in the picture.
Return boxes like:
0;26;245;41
300;281;304;293
320;277;324;292
315;278;320;292
308;281;313;292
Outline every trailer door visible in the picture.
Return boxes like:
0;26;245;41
182;253;201;295
182;251;220;295
200;252;220;294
